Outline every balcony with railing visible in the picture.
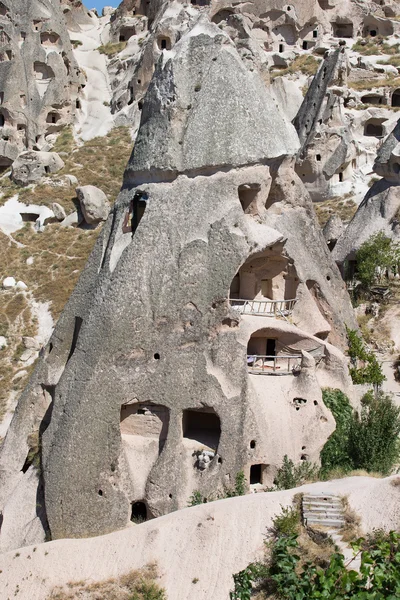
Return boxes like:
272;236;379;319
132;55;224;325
231;298;297;317
247;354;302;375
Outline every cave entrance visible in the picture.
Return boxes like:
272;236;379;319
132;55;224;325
130;501;147;523
238;183;261;214
119;26;136;42
250;464;267;485
182;408;221;451
392;89;400;107
332;22;353;38
120;403;169;452
364;120;384;137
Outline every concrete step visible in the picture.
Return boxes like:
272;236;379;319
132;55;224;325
303;502;342;509
305;517;345;528
303;495;341;503
303;502;342;510
303;510;343;518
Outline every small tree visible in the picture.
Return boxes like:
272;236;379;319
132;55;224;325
355;231;400;287
348;390;400;474
346;326;385;388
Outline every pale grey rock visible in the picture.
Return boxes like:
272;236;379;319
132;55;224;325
323;214;344;249
52;202;67;221
64;174;79;187
0;336;7;349
126;22;299;182
333;181;400;268
23;337;40;351
3;276;16;289
374;118;400;183
0;0;84;167
11;151;65;186
16;281;28;290
102;6;115;16
76;185;110;225
60;210;80;228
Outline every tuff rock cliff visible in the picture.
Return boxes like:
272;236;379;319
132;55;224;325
0;19;356;548
0;0;84;167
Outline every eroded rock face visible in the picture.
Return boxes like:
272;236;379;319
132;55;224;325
333;118;400;270
11;150;64;186
0;22;356;546
0;0;83;167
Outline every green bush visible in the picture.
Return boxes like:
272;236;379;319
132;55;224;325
320;389;353;476
348;390;400;475
188;490;204;506
225;470;247;497
268;455;318;491
271;506;300;537
346;327;385;387
321;388;400;476
355;231;400;288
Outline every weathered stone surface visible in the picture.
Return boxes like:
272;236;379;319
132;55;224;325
333;180;400;267
126;21;299;182
0;0;84;166
51;202;67;221
11;151;64;186
323;214;344;247
0;19;356;548
374;118;400;183
76;185;110;225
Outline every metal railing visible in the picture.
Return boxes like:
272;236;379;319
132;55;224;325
247;354;302;375
230;298;297;317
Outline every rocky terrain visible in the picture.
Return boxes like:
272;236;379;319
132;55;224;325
0;0;399;598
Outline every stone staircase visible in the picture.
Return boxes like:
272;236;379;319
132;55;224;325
302;493;345;529
302;493;361;571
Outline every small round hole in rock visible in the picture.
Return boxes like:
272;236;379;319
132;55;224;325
314;400;318;405
250;440;256;449
169;493;173;499
98;489;103;496
154;353;160;360
218;457;222;464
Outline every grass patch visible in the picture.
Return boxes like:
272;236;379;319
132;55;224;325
348;75;400;91
98;41;127;57
47;564;166;600
352;38;400;56
58;126;132;203
340;496;362;543
271;55;320;80
314;194;357;227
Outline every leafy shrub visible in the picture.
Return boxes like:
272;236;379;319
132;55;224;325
348;390;400;475
268;455;318;491
355;231;400;288
271;506;300;537
320;389;353;475
225;470;247;497
346;327;385;387
321;388;400;476
188;491;204;506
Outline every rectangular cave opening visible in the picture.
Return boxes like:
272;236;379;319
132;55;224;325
250;464;267;485
182;408;221;450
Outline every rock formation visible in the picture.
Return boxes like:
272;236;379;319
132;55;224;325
0;20;356;547
333;118;400;272
0;0;84;169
